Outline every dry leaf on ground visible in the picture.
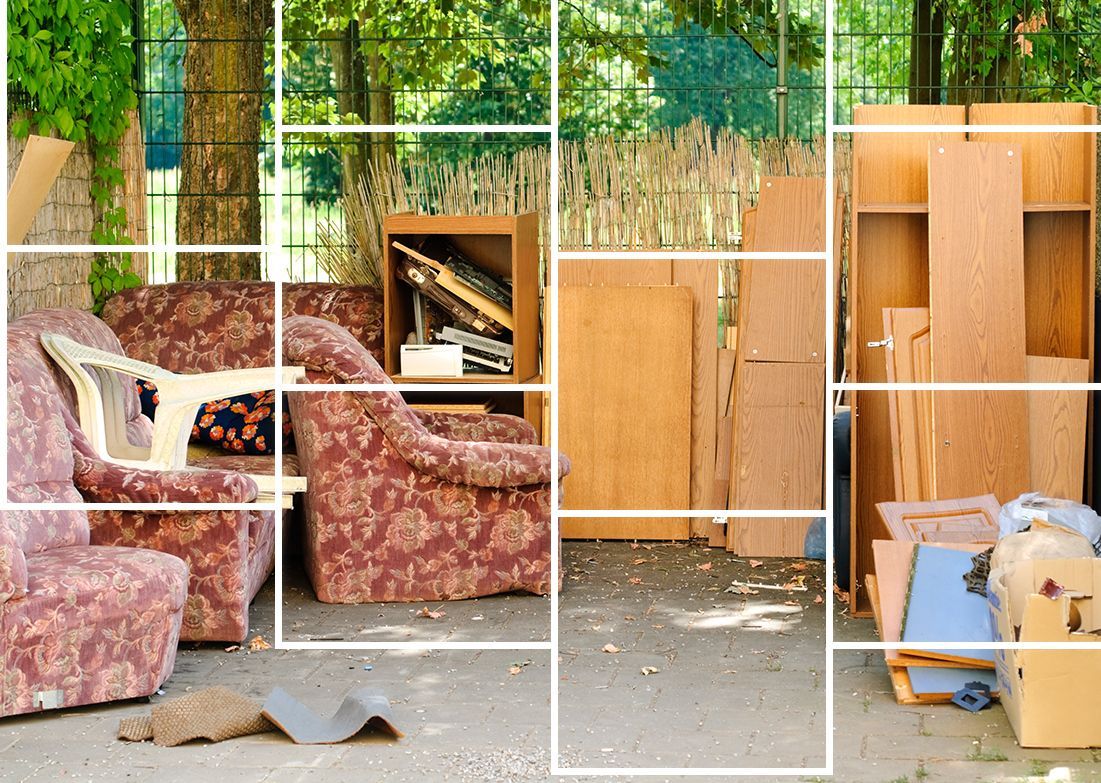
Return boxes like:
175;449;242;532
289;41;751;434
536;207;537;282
628;577;643;585
640;666;660;676
697;562;713;571
247;636;271;651
509;659;533;675
601;643;621;654
814;595;824;604
749;560;763;568
417;607;446;620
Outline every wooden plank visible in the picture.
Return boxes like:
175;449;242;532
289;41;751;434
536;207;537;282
738;259;825;363
882;307;933;502
852;104;967;205
559;286;692;539
874;496;1001;546
673;259;718;519
709;348;738;542
729;360;824;510
558;259;672;287
741;207;757;250
1027;355;1090;501
754;177;826;251
716;348;737;420
968;103;1096;204
928;141;1027;382
727;518;813;558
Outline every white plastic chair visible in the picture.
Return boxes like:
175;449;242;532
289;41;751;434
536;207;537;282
41;332;307;505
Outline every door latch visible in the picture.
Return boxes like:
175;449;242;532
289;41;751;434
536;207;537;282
866;336;894;351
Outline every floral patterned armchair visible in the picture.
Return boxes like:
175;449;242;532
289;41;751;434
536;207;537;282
7;308;273;642
283;315;569;603
3;333;187;716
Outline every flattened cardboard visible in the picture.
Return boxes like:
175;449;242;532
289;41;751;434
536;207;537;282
989;558;1101;748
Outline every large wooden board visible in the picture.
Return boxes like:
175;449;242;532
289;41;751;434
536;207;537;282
1027;355;1090;501
928;141;1027;382
737;260;825;363
729;360;824;510
852;105;967;206
753;177;826;251
726;518;814;558
558;286;692;539
558;259;672;287
882;308;933;502
674;260;719;519
934;390;1030;504
968;103;1096;205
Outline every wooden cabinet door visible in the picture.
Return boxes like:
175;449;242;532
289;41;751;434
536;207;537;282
874;495;1001;544
882;308;933;502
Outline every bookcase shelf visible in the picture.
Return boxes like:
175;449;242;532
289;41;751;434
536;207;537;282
382;212;541;384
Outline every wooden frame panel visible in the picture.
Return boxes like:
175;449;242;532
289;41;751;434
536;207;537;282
1023;211;1093;361
882;307;933;502
1027;355;1090;502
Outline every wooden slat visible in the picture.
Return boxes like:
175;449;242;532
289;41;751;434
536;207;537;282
728;360;824;511
882;307;933;502
928;141;1027;382
1027;355;1090;501
968;103;1096;204
559;286;692;539
674;260;718;523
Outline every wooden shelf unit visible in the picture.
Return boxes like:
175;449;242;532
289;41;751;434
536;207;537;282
847;103;1097;616
382;213;541;384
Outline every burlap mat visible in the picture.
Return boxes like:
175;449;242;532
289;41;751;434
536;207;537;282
117;687;274;746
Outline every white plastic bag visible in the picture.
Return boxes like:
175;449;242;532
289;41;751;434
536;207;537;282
998;492;1101;555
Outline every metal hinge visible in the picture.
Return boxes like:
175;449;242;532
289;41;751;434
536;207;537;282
866;336;894;351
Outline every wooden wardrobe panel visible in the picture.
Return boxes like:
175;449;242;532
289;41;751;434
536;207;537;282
729;360;824;510
738;259;825;363
558;259;672;287
882;308;933;502
968;103;1096;204
928;141;1027;382
673;260;718;514
933;390;1029;504
1027;355;1089;502
753;176;826;251
562;518;691;541
1023;212;1092;361
875;495;1000;546
558;286;692;539
852;105;967;205
727;518;814;558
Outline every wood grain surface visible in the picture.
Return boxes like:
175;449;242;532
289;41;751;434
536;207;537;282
1027;355;1089;502
882;308;933;502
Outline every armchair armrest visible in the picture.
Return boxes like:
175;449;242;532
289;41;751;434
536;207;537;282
0;515;28;603
393;430;570;489
73;451;258;503
414;410;539;445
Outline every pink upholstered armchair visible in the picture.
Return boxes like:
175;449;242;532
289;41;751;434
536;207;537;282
283;315;569;603
7;308;274;642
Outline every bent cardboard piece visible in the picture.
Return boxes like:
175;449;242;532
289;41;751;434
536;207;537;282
8;134;75;244
262;686;404;744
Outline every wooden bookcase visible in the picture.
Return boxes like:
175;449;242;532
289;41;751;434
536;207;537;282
847;103;1097;616
382;212;541;384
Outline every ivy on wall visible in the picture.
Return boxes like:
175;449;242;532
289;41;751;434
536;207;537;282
8;0;143;312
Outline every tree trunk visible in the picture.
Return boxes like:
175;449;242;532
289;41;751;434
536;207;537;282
367;47;396;176
174;0;272;280
327;20;369;196
908;0;944;105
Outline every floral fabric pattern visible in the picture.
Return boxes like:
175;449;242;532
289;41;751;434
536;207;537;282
137;382;280;456
0;544;187;717
415;410;538;445
0;518;28;603
284;315;568;603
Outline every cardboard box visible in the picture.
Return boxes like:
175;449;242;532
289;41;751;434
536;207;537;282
988;558;1101;748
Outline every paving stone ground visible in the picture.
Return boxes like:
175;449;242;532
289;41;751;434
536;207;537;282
4;544;1099;782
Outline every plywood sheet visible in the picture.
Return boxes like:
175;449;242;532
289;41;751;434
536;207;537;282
558;259;672;287
1023;212;1093;361
1027;355;1089;502
753;177;826;252
738;260;825;363
883;307;933;501
933;390;1030;504
726;518;813;557
729;360;824;510
968;103;1096;204
674;260;719;515
853;104;967;205
559;286;692;539
928;141;1027;382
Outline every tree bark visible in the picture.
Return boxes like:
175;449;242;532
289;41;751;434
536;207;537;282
908;0;944;105
327;20;369;196
366;41;396;175
174;0;273;280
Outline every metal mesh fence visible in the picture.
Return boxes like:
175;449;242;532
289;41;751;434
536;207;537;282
559;0;827;140
834;0;1101;124
280;1;551;126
